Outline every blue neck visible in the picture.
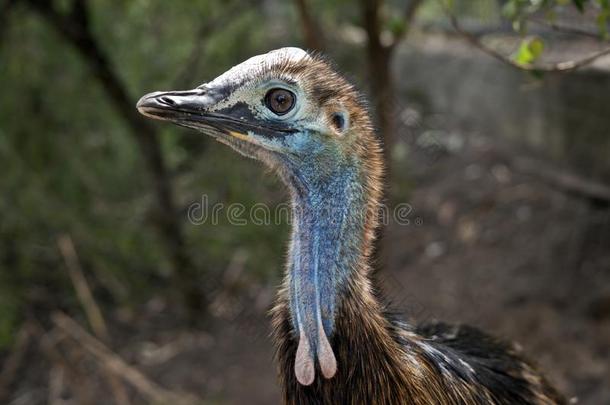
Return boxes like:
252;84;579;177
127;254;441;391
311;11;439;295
282;156;367;383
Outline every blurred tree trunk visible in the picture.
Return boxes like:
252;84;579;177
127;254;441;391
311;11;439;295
23;0;205;320
361;0;423;171
361;0;423;270
294;0;325;52
362;0;394;169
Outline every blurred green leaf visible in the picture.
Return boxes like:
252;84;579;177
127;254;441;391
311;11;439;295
387;15;406;37
513;37;545;66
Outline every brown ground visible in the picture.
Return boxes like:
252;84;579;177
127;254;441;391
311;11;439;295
4;129;610;404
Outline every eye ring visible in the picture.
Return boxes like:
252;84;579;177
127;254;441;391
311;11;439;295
264;88;296;116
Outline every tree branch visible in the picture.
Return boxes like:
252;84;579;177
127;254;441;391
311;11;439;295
528;17;604;40
449;14;610;72
362;0;385;51
389;0;424;50
513;157;610;206
360;0;396;272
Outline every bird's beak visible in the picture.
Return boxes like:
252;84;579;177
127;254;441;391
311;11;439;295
136;88;249;140
137;89;211;121
136;87;296;143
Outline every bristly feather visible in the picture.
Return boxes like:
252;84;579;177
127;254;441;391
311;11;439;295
272;274;566;405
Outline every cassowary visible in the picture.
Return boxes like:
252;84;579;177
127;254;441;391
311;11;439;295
137;48;566;405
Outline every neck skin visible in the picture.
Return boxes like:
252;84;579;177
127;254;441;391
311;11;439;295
279;153;373;385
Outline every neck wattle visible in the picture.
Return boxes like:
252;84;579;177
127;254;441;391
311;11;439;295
285;166;368;386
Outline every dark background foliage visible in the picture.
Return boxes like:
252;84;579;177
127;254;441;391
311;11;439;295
1;0;609;403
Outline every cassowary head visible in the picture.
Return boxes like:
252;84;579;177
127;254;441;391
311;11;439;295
137;47;380;184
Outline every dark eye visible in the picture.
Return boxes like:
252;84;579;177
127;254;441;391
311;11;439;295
264;88;295;115
332;113;345;132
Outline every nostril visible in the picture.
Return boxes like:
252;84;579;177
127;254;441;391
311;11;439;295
159;96;176;106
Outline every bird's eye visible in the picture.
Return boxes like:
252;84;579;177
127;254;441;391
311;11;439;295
265;88;295;115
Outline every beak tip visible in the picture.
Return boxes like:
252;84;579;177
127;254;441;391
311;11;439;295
136;92;165;118
136;92;156;109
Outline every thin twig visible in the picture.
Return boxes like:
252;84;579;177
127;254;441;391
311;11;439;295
37;325;97;405
58;234;132;405
449;14;610;72
57;235;108;338
47;365;65;405
0;323;32;402
528;17;604;40
137;331;213;366
51;312;201;405
513;157;610;205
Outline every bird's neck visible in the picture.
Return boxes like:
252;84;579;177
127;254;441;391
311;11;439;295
278;157;382;385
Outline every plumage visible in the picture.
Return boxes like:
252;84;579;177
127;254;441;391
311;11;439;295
137;47;566;404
